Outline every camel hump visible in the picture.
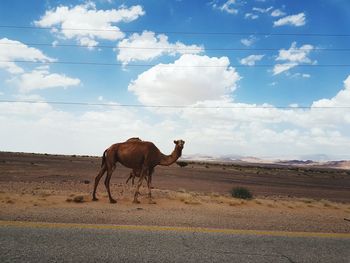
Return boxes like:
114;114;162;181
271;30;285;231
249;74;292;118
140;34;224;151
126;137;142;142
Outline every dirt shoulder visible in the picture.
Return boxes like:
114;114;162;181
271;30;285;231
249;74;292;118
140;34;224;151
0;152;350;233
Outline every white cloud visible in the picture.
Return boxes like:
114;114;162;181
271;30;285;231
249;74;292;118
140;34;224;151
13;67;81;93
273;42;314;75
290;73;311;79
2;75;350;159
0;38;81;94
245;13;259;20
212;0;240;14
312;75;350;108
79;37;99;49
0;100;182;156
0;38;54;74
276;42;313;62
271;9;286;17
240;54;264;66
245;6;275;20
128;54;240;105
252;6;273;13
34;3;145;48
240;35;257;46
220;0;239;14
273;63;298;75
274;13;306;27
117;31;204;65
177;75;350;157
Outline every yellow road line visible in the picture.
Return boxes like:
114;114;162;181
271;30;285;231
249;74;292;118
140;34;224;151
0;220;349;239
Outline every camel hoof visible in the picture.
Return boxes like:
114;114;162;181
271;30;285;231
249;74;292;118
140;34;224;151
92;197;99;201
133;199;140;204
109;199;117;204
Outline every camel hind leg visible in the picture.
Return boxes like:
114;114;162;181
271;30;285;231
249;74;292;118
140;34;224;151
105;164;117;203
92;165;106;201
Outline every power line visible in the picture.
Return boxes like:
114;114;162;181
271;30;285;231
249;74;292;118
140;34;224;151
1;42;349;52
1;25;350;37
1;60;350;68
1;100;350;109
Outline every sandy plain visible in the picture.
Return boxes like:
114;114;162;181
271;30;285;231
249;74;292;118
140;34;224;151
0;152;349;233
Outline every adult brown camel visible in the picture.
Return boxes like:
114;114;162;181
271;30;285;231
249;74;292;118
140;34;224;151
92;139;185;204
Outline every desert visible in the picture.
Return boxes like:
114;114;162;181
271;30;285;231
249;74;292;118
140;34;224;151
0;151;349;233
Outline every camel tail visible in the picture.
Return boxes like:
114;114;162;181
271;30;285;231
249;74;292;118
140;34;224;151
101;150;107;167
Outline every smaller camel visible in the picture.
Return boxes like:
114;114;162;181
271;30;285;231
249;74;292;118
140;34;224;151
124;137;149;186
92;139;185;204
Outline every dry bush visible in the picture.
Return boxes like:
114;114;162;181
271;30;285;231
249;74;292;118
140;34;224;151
66;195;85;203
231;187;253;200
73;195;84;203
300;198;314;204
176;161;188;168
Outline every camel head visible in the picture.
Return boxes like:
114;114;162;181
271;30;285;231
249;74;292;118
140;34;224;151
174;139;185;150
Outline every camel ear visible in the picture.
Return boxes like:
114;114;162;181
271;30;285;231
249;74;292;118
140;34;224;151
174;140;178;144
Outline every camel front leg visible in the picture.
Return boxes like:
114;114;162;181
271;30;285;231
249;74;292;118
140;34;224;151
148;174;153;189
147;168;156;204
92;165;106;201
147;175;156;204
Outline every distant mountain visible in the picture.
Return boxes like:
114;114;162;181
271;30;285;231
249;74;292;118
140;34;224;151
298;154;331;162
181;154;242;162
181;154;350;169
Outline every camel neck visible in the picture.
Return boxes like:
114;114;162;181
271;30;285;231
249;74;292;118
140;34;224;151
159;147;182;166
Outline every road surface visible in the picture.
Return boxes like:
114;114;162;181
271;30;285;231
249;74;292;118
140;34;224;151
0;221;349;263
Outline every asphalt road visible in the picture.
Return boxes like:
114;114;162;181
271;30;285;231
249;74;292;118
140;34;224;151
0;221;349;263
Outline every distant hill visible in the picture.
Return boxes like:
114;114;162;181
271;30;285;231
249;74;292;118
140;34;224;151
181;154;350;170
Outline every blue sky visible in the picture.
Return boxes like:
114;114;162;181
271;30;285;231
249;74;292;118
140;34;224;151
0;0;350;160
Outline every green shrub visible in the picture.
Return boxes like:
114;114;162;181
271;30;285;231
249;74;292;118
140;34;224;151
231;187;253;199
176;161;188;168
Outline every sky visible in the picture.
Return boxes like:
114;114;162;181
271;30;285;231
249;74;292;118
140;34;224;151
0;0;350;160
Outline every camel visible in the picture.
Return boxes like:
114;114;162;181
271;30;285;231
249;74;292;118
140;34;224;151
92;139;185;204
